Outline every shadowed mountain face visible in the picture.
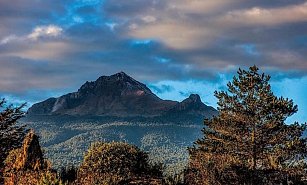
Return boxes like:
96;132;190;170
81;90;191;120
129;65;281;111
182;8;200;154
27;72;217;119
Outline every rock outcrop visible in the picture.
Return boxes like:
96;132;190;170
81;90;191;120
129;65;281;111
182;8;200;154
4;130;54;185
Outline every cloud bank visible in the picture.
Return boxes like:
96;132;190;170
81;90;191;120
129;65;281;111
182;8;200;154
0;0;306;122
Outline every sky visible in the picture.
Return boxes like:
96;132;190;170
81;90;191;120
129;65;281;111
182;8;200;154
0;0;307;123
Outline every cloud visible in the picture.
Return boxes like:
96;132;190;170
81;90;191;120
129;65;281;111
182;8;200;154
1;0;307;81
27;25;63;40
141;16;156;23
129;22;215;50
0;25;63;45
0;35;17;45
0;56;73;92
221;2;307;26
123;1;307;51
110;0;307;73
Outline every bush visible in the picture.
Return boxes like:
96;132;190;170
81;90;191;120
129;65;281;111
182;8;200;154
77;142;163;184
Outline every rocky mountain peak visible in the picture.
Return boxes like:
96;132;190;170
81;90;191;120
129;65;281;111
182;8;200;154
97;71;134;82
168;94;207;112
112;71;130;79
77;72;153;97
187;94;202;103
180;94;203;108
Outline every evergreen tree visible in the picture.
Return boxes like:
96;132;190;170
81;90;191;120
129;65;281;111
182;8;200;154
0;99;27;181
187;66;307;184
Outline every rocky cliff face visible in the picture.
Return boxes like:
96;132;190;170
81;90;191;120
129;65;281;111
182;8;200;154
27;72;217;118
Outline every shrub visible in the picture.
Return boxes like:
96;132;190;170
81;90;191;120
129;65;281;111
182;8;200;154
77;142;163;184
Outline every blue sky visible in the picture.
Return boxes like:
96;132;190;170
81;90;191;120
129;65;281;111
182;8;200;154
0;0;307;123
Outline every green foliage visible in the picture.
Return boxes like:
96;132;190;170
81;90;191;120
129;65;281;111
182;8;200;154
77;141;163;184
187;66;307;184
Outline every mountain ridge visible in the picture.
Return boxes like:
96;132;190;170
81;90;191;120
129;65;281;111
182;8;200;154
27;72;217;120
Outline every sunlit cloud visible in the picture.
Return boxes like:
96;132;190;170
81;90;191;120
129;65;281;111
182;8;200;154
0;25;63;45
222;2;307;26
27;25;63;40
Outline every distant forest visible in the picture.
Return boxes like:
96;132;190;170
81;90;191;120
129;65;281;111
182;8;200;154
1;66;307;185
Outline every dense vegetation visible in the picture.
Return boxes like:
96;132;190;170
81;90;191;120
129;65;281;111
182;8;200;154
1;66;307;185
23;120;197;176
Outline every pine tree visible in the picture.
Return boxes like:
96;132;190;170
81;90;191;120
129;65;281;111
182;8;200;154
187;66;307;184
0;98;27;182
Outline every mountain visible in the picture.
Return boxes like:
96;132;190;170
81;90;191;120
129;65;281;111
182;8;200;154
24;72;218;173
27;72;217;119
